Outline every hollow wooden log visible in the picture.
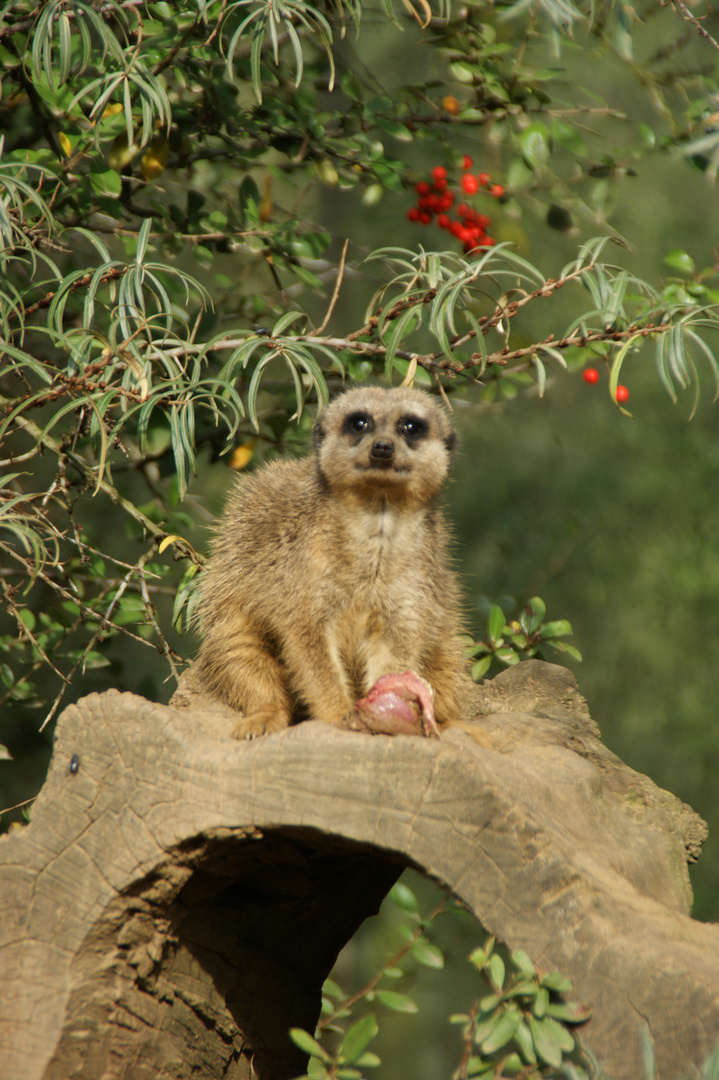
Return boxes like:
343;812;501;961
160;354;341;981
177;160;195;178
0;661;716;1080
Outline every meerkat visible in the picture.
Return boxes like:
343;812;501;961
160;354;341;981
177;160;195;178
177;385;475;739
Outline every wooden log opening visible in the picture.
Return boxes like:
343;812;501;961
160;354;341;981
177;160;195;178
1;661;717;1080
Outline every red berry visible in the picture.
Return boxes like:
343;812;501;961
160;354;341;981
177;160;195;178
432;166;447;183
449;220;464;238
439;192;454;210
456;202;471;218
478;214;491;229
416;181;431;195
461;174;479;194
419;211;432;224
490;183;505;198
437;213;451;229
478;172;491;187
407;207;422;222
582;367;599;385
616;384;630;403
483;236;496;246
434;176;448;190
462;154;474;170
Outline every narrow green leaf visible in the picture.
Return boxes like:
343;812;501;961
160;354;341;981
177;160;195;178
355;1051;381;1068
528;1015;562;1067
169;404;192;501
664;249;695;275
251;23;264;103
246;353;275;430
273;310;307;335
480;1008;520;1054
381;306;422;378
322;978;345;1000
525;596;546;634
289;1028;332;1063
338;1014;378;1065
609;333;641;402
136;216;152;268
514;1019;538;1065
412;941;444;969
533;985;549;1018
471;655;492;681
547;641;582;661
540;619;573;639
539;970;573;993
375;990;418;1013
488;952;505;991
510;950;536;979
390;881;419;911
488;604;505;644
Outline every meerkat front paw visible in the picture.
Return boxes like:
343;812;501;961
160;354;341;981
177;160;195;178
231;711;290;740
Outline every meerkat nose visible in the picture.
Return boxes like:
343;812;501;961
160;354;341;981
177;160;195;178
370;439;395;460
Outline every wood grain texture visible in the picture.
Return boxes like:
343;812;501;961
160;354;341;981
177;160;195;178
0;661;716;1080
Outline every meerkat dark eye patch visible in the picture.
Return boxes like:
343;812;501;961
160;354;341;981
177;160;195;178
397;415;428;441
343;411;374;437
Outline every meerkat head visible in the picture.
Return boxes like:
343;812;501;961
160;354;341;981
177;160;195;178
313;386;457;506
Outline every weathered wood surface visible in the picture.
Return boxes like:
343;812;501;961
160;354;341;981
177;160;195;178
0;661;717;1080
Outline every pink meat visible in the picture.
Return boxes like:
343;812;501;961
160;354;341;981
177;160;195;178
356;671;440;738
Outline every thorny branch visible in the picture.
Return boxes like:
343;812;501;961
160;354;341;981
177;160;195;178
132;258;674;377
667;0;719;50
0;258;681;424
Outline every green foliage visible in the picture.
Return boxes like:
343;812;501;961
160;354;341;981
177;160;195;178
290;878;595;1080
468;596;580;681
293;871;719;1079
456;938;591;1076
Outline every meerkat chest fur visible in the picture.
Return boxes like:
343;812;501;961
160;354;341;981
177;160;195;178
323;495;442;692
343;497;427;584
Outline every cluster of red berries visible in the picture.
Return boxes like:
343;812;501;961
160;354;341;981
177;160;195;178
407;157;505;254
583;367;630;403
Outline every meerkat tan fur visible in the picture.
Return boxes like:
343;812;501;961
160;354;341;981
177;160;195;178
183;385;474;739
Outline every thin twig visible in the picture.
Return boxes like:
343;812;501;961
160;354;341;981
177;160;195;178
0;796;36;817
668;0;719;49
315;239;349;335
318;896;449;1031
1;579;66;681
137;549;181;682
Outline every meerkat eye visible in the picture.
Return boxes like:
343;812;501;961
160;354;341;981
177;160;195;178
397;415;428;440
344;411;373;436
